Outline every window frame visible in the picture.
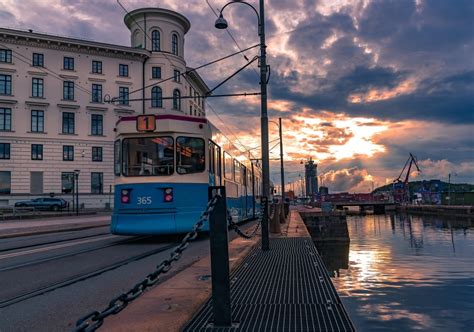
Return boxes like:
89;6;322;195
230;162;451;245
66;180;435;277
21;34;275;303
119;64;129;77
152;30;160;51
176;136;205;175
92;60;102;74
92;146;103;162
91;114;103;136
0;143;11;159
31;110;44;133
0;107;12;131
0;49;12;63
119;86;129;105
62;112;75;134
152;66;161;79
63;57;74;70
63;81;74;100
224;152;233;180
172;33;178;55
32;53;44;67
91;172;104;194
0;171;11;195
32;77;44;98
172;89;181;110
63;145;74;161
0;74;12;95
91;83;102;103
151;86;163;108
31;144;43;160
173;70;181;83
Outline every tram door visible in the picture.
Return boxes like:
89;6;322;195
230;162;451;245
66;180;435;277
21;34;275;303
208;141;221;186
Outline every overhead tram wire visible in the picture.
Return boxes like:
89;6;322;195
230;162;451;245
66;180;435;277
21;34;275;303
117;0;259;155
0;42;132;113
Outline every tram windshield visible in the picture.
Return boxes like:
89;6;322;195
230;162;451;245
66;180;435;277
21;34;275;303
122;137;174;176
176;137;205;174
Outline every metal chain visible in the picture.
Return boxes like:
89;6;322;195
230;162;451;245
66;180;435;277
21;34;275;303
74;195;220;332
227;211;261;239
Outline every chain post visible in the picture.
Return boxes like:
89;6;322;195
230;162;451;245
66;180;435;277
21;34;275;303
208;186;232;327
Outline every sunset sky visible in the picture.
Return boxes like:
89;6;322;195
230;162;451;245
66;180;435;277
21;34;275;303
2;0;472;192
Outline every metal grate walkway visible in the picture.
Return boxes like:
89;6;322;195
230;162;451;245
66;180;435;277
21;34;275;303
184;237;355;331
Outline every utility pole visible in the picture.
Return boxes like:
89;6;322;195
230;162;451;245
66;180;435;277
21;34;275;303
279;117;285;202
448;173;451;206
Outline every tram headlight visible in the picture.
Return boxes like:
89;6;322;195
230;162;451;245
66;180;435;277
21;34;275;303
121;189;131;204
164;188;173;202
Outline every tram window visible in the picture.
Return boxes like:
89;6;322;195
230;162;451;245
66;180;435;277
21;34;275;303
122;137;174;176
224;152;233;180
215;145;221;177
176;137;205;174
242;166;247;186
114;140;120;176
234;160;241;183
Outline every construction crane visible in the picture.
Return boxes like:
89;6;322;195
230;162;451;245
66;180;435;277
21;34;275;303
393;153;421;203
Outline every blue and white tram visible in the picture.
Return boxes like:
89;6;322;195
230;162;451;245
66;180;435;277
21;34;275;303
111;114;262;235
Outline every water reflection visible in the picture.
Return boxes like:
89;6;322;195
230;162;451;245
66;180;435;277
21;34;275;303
316;214;474;331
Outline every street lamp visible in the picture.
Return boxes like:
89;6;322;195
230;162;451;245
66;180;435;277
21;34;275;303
74;169;80;216
215;0;270;251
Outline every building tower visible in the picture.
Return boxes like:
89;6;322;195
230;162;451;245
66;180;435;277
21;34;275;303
304;158;318;198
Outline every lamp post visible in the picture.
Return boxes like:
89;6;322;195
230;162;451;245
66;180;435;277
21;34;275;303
74;169;80;216
215;0;270;251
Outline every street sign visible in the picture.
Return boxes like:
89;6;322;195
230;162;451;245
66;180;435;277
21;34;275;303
136;115;156;132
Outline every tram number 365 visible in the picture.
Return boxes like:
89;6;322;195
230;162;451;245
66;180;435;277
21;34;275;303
137;196;152;205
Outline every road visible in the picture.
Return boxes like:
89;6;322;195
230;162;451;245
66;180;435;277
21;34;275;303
0;221;258;331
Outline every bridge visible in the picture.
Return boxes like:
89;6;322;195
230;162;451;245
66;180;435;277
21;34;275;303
331;201;397;214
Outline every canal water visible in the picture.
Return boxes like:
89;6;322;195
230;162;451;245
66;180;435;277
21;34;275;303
314;214;474;331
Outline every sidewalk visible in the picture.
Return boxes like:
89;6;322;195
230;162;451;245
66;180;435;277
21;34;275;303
100;211;354;331
0;214;111;238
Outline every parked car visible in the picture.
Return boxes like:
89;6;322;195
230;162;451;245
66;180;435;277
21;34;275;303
14;198;68;211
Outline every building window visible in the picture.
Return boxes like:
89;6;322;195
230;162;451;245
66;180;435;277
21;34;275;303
0;74;12;95
119;64;128;77
91;114;103;136
63;57;74;70
0;171;11;194
61;172;74;194
62;112;75;134
173;70;180;82
63;81;74;100
173;89;181;110
119;87;129;105
0;143;10;159
32;78;44;98
91;84;102;103
92;60;102;74
172;34;178;55
152;66;161;79
91;172;103;194
92;146;103;162
31;144;43;160
32;53;44;67
152;30;160;51
63;145;74;161
0;108;12;131
31;110;44;133
30;171;43;194
0;49;12;63
151;86;163;108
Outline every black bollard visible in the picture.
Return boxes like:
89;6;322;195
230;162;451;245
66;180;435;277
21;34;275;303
208;186;231;327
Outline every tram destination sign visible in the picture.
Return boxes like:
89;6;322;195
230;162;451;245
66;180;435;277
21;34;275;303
136;115;156;132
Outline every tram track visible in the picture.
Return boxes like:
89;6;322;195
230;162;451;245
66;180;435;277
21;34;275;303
0;241;178;308
0;230;111;253
0;235;151;272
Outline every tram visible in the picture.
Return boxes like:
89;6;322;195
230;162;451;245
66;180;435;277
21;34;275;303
111;113;262;235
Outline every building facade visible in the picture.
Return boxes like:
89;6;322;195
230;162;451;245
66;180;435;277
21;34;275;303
0;8;209;208
304;158;318;197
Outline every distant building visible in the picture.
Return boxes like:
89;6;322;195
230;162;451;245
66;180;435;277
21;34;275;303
304;158;318;197
0;8;209;207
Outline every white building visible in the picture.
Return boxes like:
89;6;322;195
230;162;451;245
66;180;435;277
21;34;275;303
0;8;209;208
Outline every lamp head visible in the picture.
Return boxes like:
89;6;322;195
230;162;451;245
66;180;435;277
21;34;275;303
215;14;228;29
